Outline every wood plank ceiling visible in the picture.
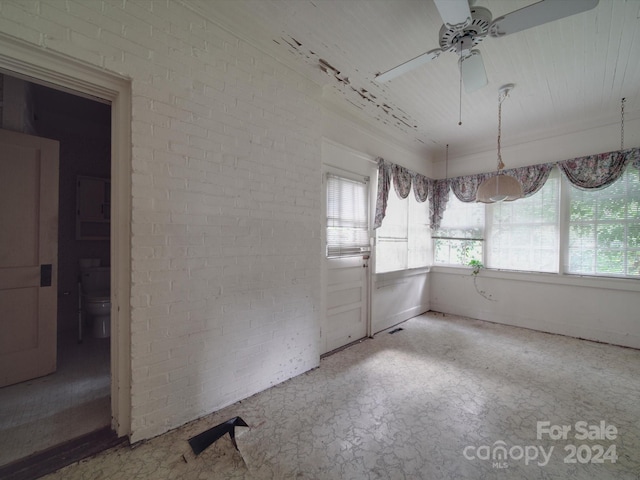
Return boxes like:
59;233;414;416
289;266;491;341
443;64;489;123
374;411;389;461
185;0;640;160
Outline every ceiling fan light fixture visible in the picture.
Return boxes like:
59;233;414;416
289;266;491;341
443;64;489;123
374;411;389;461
476;83;523;203
459;50;488;93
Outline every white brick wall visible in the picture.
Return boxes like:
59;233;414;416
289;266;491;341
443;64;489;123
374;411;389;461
0;0;322;441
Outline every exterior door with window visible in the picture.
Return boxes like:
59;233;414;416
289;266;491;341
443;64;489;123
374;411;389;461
323;173;370;354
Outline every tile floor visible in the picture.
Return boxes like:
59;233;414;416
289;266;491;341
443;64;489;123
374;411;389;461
0;332;111;466
45;313;640;479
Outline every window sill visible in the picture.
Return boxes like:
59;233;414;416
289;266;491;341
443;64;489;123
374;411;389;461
430;265;640;293
374;266;430;283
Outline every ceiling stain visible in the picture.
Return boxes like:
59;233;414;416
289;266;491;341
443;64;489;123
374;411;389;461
318;58;340;75
277;34;421;139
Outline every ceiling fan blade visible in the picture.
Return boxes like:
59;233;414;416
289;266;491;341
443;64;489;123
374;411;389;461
433;0;472;29
460;50;487;93
489;0;599;38
375;48;442;83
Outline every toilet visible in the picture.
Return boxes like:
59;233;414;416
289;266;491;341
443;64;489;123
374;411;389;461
81;265;111;338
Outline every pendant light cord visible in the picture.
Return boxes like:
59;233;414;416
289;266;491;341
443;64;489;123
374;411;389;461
458;50;463;126
497;91;505;171
621;97;626;150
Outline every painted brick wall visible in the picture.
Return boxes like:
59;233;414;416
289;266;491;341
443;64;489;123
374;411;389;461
0;0;323;441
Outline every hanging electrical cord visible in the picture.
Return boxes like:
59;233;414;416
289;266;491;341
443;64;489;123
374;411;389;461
458;50;463;126
476;83;522;203
621;97;626;150
445;144;449;179
496;87;508;170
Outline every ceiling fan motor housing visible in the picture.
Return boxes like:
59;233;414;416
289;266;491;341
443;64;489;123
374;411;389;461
439;6;492;56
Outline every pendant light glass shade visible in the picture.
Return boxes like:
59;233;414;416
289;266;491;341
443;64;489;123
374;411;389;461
476;84;523;203
476;173;523;203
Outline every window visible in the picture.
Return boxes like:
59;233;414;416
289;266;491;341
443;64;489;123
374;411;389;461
566;166;640;277
408;193;432;269
376;187;430;273
431;164;639;279
326;173;369;258
486;170;560;272
433;194;484;266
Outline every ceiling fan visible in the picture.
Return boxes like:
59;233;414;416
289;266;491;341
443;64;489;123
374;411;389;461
375;0;599;92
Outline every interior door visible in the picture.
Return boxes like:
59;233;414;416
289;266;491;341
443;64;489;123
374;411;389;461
0;128;59;387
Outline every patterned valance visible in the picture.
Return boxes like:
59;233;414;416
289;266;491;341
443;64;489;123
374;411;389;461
429;179;450;229
373;158;432;229
373;158;391;230
392;164;413;199
431;163;555;228
557;148;640;190
504;163;556;196
413;173;430;203
450;173;492;202
449;163;555;203
374;147;640;230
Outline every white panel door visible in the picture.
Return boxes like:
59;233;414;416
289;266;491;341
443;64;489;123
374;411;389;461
0;128;59;387
322;170;370;354
324;254;369;353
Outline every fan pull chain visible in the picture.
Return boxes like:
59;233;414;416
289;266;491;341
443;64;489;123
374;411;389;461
620;97;625;150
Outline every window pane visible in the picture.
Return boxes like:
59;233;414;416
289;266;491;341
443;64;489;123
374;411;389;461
408;193;431;268
565;166;640;277
377;189;408;240
377;239;408;273
376;185;431;273
434;238;482;265
433;192;484;266
326;174;369;257
434;194;484;239
487;169;560;272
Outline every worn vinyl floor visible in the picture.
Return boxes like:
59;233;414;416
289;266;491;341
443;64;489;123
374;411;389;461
44;313;640;479
0;334;111;466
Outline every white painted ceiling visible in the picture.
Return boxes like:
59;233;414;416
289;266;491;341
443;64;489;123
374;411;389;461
186;0;640;159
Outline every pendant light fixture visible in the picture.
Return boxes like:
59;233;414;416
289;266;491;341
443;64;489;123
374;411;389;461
476;84;523;203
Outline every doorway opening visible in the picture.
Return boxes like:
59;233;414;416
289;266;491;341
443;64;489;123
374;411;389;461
0;35;133;461
0;74;112;466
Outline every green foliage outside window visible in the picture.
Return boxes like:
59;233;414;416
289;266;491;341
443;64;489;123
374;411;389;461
567;167;640;277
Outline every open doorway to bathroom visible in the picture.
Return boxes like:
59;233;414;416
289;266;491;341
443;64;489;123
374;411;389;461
0;74;112;467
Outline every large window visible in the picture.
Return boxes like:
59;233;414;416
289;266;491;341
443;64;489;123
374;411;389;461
433;194;484;266
486;170;560;272
432;165;639;279
326;173;369;258
376;186;430;273
566;166;640;277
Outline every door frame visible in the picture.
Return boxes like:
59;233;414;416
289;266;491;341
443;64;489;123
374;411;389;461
0;33;132;438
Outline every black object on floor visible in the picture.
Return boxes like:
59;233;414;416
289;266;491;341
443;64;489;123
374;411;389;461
188;416;249;455
0;426;126;480
389;327;404;334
